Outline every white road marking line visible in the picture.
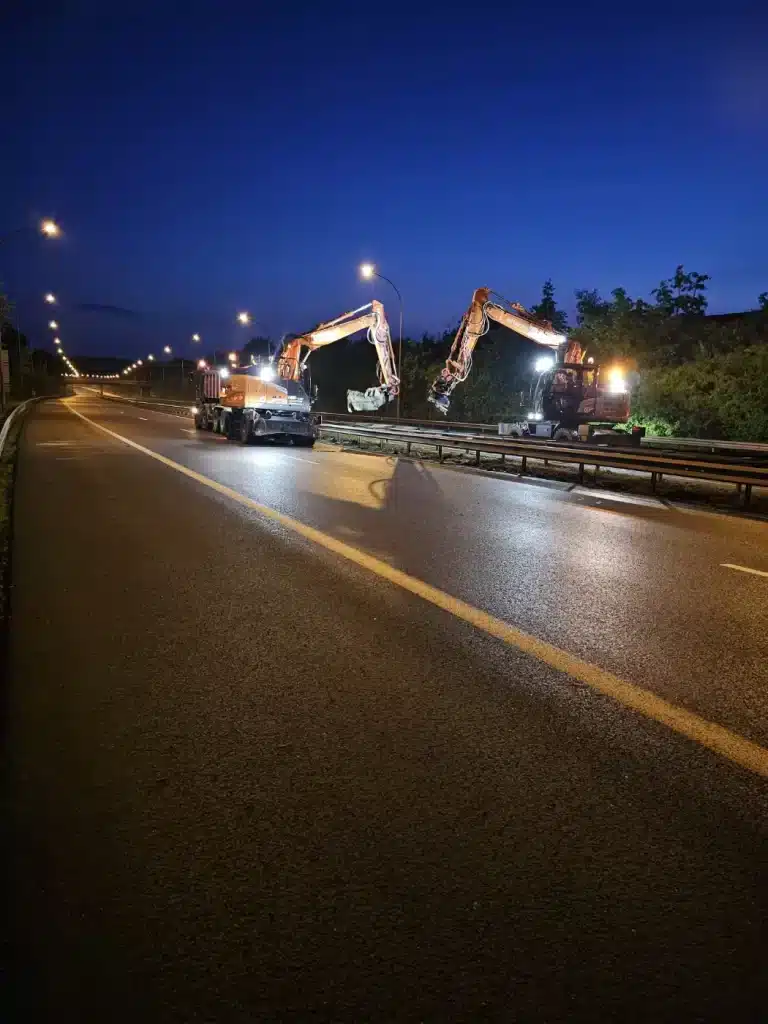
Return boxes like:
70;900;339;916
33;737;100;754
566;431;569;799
138;416;148;421
64;400;768;780
281;453;317;464
721;563;768;578
181;428;196;435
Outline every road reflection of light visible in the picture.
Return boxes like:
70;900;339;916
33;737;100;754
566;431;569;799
260;449;396;511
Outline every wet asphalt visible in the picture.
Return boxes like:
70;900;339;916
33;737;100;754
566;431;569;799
3;396;767;1022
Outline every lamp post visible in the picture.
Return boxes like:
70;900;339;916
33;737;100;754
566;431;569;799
359;263;403;419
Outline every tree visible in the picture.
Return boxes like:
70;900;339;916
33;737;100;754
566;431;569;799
241;335;274;360
651;265;710;317
574;288;611;326
632;346;768;440
758;292;768;311
531;279;568;333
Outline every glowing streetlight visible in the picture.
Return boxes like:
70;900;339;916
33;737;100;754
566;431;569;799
54;337;61;345
48;320;58;329
44;293;56;304
359;262;375;280
237;312;251;325
228;351;237;362
197;359;207;369
534;356;555;373
40;219;61;238
148;354;155;361
137;359;143;366
163;345;171;354
192;333;201;342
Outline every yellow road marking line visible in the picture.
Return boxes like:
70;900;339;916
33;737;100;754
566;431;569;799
721;562;768;579
64;400;768;779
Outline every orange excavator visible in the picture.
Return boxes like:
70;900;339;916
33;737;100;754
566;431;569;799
428;287;572;414
427;287;630;439
277;300;400;413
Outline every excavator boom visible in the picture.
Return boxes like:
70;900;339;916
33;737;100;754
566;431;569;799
277;301;399;412
427;287;569;415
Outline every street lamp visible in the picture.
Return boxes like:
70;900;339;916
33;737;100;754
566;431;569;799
40;219;61;238
228;351;237;363
358;262;404;419
44;293;57;304
148;354;154;361
48;320;58;330
237;312;251;325
192;333;201;342
54;337;61;345
163;345;171;355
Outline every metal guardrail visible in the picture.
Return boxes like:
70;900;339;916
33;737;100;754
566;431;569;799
319;423;768;506
0;398;37;457
320;410;499;432
321;412;768;458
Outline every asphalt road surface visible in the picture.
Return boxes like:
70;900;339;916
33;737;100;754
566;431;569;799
4;393;767;1022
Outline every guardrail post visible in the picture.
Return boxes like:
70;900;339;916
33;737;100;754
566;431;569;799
475;450;480;467
578;463;585;485
438;445;443;463
743;484;752;507
406;441;411;456
651;472;658;492
520;456;527;476
501;453;505;467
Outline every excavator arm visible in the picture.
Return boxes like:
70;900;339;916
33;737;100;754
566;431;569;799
277;301;399;412
427;287;573;415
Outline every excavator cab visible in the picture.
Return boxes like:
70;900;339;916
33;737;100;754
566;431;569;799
541;362;629;426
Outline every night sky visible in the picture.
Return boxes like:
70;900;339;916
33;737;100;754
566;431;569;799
4;2;768;360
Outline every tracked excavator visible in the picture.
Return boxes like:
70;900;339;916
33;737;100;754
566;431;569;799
427;287;630;441
192;300;400;444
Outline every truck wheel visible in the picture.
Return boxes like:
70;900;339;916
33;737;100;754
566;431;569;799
194;412;203;429
239;415;252;445
553;427;575;442
204;412;213;431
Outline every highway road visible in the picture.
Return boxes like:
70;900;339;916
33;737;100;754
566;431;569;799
4;393;767;1022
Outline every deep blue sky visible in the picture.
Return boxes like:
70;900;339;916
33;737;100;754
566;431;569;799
4;2;768;359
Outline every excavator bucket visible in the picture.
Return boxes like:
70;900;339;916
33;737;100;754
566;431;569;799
347;387;390;413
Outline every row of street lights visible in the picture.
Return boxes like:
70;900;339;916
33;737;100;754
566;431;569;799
41;290;81;377
0;220;62;403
